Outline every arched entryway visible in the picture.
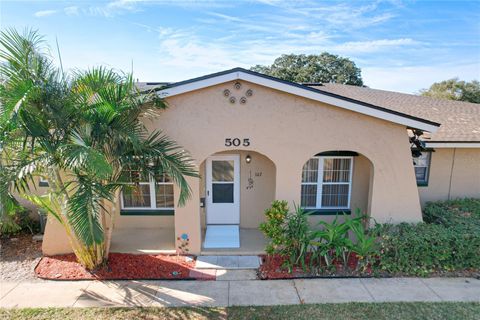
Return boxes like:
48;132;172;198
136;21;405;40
199;150;276;253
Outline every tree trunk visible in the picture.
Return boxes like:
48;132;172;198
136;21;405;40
51;167;106;270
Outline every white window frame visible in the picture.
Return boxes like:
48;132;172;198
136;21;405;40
301;156;354;210
120;173;174;211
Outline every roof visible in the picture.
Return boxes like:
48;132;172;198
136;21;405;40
154;68;439;133
136;82;170;92
310;83;480;143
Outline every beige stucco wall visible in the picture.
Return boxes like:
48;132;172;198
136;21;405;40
42;79;424;255
140;80;423;253
418;148;480;206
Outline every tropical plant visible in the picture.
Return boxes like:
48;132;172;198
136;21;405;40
0;28;198;269
346;211;377;272
259;201;312;272
310;214;351;268
0;160;23;235
281;205;312;272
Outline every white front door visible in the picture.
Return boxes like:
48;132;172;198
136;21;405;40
206;155;240;225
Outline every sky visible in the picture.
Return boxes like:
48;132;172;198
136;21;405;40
1;0;479;93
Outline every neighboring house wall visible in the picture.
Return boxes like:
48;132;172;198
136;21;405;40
418;148;480;205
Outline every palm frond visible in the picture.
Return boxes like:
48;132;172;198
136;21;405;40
67;177;112;246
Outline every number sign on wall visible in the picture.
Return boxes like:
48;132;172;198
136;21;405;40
225;138;250;147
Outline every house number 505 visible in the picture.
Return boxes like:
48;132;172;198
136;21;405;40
225;138;250;147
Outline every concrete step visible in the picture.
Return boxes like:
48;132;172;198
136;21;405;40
196;255;260;270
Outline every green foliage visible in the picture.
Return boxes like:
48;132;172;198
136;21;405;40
0;28;198;269
347;212;378;272
373;222;480;276
259;200;289;254
251;53;363;85
310;210;378;272
311;215;352;268
259;201;312;271
261;203;378;273
0;206;33;236
282;205;312;271
374;199;480;276
420;78;480;103
423;198;480;227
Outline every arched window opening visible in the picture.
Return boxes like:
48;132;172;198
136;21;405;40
301;153;354;210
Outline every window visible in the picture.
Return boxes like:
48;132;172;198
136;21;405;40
301;157;353;209
413;151;431;186
39;177;49;187
121;169;174;210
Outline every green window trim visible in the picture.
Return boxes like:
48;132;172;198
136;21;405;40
306;209;352;215
120;209;174;216
417;181;429;187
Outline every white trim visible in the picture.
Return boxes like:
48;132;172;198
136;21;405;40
301;156;353;210
158;70;439;133
205;154;240;225
120;175;174;211
425;142;480;148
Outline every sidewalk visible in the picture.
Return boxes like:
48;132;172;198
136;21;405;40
1;275;479;308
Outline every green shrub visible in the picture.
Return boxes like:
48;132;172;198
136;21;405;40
259;200;290;255
423;198;480;228
260;201;312;271
261;202;378;273
373;222;480;276
0;205;38;236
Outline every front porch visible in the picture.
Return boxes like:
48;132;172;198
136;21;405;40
201;228;267;255
109;227;267;255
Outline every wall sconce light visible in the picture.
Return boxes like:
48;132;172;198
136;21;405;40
245;154;252;164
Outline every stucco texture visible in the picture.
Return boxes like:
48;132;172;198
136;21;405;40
418;148;480;205
42;79;425;255
142;80;423;253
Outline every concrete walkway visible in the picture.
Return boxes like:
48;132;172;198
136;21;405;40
1;276;479;308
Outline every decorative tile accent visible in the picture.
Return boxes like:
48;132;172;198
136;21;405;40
222;82;253;104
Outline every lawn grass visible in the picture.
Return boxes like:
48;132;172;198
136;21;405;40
1;302;479;320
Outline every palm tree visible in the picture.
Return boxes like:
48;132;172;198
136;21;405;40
0;28;198;269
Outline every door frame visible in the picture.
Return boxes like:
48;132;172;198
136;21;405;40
205;154;240;225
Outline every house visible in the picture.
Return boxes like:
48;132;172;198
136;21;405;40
41;68;480;255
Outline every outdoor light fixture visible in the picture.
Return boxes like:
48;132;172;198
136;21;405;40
245;154;252;163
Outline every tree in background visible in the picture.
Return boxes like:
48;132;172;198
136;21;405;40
420;78;480;103
251;53;363;86
0;28;198;270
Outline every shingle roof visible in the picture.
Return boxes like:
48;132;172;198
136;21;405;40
308;83;480;142
134;68;479;142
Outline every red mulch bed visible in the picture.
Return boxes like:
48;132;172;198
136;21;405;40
35;253;199;280
258;253;373;280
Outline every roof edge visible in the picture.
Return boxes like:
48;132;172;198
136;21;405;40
158;67;441;132
425;141;480;148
